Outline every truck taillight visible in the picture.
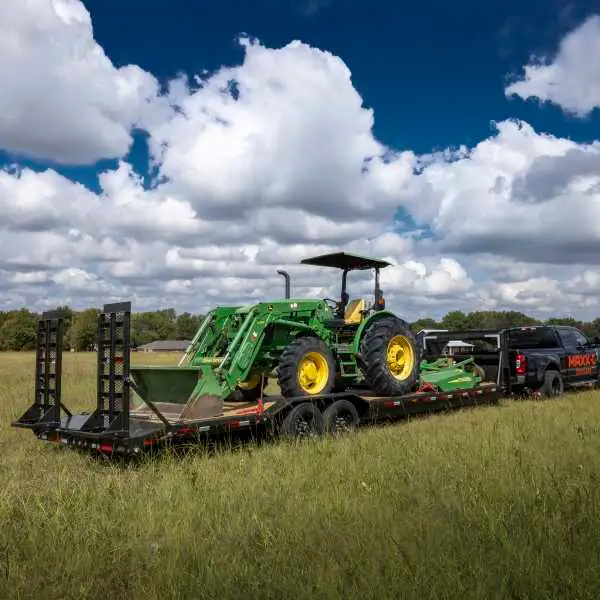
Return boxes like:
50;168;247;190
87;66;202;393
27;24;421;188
515;354;526;375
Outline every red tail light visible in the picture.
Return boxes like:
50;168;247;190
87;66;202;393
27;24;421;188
515;354;527;375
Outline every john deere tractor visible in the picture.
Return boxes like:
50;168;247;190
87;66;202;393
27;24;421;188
130;252;419;407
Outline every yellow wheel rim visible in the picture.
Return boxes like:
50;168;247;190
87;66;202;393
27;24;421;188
297;351;329;394
386;335;415;381
238;374;261;390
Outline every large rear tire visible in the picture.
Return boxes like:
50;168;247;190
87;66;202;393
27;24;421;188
359;316;419;396
277;336;336;398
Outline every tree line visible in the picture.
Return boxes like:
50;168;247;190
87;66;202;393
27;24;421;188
0;307;204;351
0;306;599;352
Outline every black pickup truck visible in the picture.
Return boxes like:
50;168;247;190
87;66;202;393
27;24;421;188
507;325;600;396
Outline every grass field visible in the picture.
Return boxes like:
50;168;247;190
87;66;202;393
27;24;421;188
3;351;600;599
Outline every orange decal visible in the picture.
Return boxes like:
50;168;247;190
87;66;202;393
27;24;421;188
567;353;598;369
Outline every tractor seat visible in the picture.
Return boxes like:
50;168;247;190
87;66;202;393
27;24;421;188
344;298;366;324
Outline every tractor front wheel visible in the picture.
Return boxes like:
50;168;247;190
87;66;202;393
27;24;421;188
277;336;336;398
228;374;268;402
360;316;419;396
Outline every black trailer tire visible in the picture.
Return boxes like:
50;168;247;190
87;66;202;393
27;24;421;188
540;369;564;398
277;336;336;398
279;402;325;438
323;399;360;435
359;316;419;396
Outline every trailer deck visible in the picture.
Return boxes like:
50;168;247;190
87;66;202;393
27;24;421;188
11;303;507;456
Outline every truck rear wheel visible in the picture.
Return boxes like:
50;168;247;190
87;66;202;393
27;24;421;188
540;369;564;397
277;336;336;398
360;316;418;396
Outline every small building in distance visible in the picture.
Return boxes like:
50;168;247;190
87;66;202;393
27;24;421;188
137;340;191;353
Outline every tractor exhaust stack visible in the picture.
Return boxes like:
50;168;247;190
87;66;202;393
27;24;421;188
277;270;291;299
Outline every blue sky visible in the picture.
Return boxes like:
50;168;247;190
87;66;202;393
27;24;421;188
2;0;600;318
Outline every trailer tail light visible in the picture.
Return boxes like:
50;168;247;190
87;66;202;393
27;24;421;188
99;442;113;453
515;354;527;375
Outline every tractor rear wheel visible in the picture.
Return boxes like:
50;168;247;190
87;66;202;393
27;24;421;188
360;316;418;396
277;336;336;398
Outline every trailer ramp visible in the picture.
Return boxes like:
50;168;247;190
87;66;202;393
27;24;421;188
12;310;67;432
12;302;134;439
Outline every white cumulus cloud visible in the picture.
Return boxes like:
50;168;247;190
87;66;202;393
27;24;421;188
505;14;600;117
0;0;167;164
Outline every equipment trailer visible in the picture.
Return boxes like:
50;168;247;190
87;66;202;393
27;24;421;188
12;303;508;457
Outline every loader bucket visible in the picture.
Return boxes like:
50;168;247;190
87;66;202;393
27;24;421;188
130;364;231;422
130;366;203;405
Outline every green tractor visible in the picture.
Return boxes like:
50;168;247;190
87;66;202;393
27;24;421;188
130;252;420;408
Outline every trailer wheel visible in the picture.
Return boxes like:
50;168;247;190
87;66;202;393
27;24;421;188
359;316;418;396
323;399;359;435
277;336;336;398
540;369;563;398
279;402;325;438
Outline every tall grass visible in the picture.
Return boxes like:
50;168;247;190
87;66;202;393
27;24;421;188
2;351;600;599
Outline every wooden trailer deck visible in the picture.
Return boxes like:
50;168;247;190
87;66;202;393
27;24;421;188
130;399;277;425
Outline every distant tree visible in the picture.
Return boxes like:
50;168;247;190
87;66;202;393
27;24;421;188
0;309;39;351
465;310;540;330
410;317;440;333
175;312;204;339
545;316;581;327
440;310;470;331
68;308;100;351
132;309;178;346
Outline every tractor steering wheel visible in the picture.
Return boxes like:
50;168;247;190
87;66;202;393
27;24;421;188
323;297;340;311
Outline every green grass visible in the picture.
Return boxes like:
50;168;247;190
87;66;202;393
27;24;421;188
2;351;600;599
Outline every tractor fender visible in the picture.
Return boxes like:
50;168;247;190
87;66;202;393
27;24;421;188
351;310;401;355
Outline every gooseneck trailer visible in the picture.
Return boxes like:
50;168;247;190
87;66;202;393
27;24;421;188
12;252;512;456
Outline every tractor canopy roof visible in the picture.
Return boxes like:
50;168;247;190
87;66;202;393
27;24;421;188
300;252;392;271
